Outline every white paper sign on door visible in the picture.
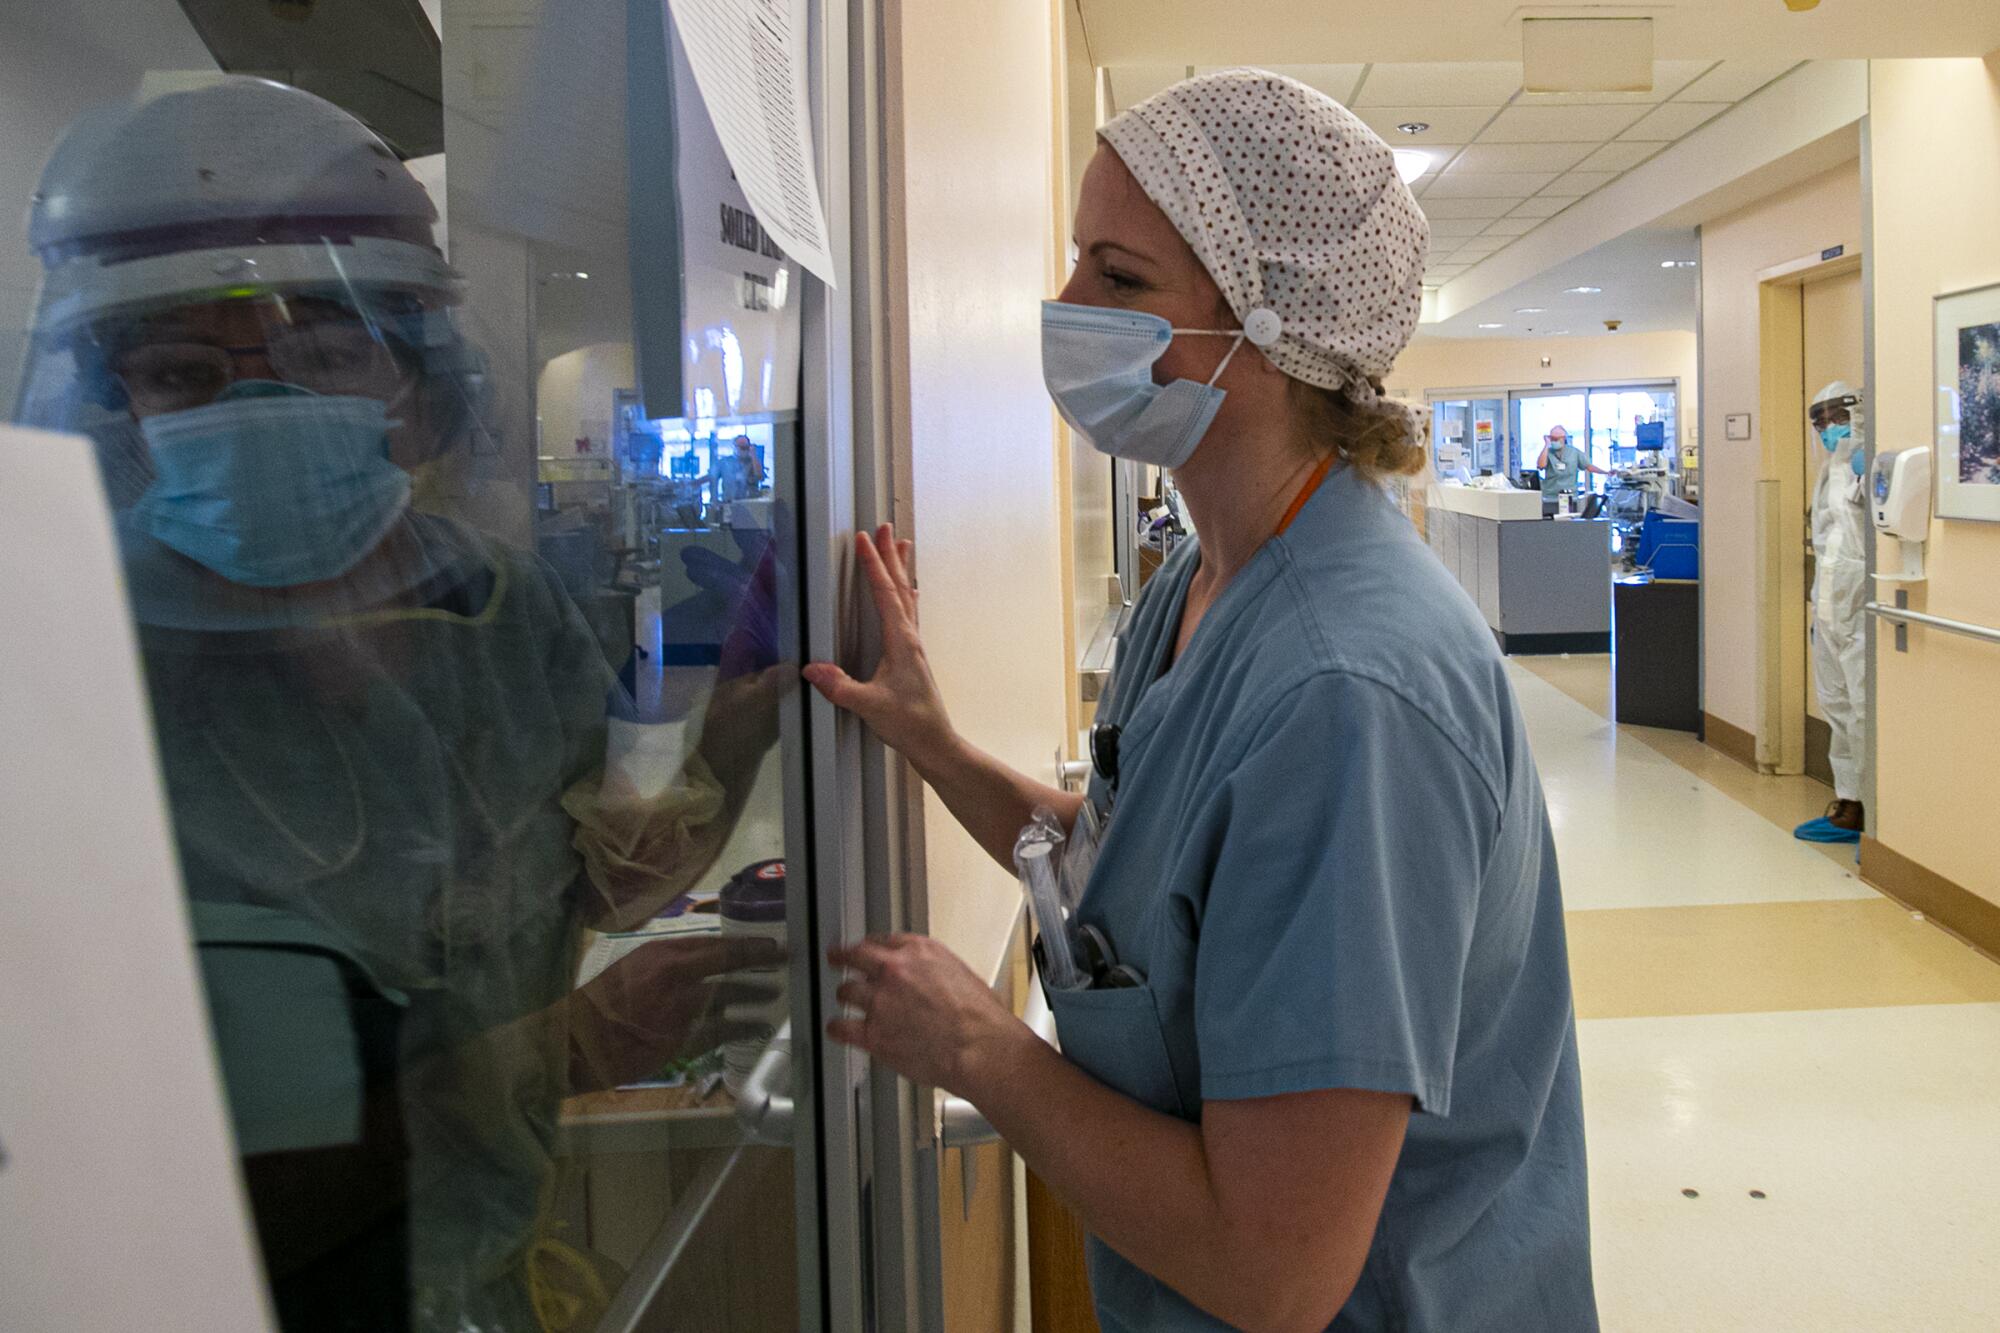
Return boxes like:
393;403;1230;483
666;0;838;287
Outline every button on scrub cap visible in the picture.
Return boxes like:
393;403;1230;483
1099;69;1429;402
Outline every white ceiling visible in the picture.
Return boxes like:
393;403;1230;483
1418;226;1700;340
1074;0;2000;64
1104;59;1799;295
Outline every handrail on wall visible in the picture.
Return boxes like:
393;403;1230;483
1866;601;2000;649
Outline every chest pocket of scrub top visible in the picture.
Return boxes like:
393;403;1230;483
1047;983;1187;1119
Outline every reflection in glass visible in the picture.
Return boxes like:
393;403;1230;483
11;64;799;1332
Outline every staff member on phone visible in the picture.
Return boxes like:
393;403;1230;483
1538;424;1609;499
805;71;1597;1333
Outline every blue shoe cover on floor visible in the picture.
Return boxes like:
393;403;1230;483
1794;816;1860;844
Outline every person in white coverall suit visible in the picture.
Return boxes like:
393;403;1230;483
1795;380;1869;843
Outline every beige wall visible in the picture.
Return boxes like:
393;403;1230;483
1696;160;1863;735
1387;330;1697;402
888;0;1069;977
536;341;635;460
1866;56;2000;907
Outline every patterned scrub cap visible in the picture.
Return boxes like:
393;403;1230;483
1099;68;1429;400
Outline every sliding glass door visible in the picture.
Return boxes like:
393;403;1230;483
3;0;906;1328
1430;382;1682;496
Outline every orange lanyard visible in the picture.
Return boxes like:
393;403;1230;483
1274;454;1335;537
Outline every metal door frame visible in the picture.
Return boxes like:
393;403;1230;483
801;0;941;1327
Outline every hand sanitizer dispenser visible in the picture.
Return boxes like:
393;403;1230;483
1871;446;1933;582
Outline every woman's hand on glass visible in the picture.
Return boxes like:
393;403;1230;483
826;934;1028;1099
803;525;957;772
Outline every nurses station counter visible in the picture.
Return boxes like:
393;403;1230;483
1425;483;1611;655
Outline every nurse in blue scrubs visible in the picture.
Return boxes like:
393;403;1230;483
806;71;1598;1332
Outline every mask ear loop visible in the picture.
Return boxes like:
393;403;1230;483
1173;306;1279;387
1202;333;1247;387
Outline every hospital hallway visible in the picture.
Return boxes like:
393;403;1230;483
1506;655;2000;1330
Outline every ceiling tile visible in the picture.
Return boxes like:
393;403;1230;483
1510;196;1574;219
1573;140;1660;173
1425;268;1468;283
1542;170;1619;197
1672;60;1801;105
1354;62;1523;108
1482;217;1539;236
1619;102;1731;142
1420;197;1514;220
1354;106;1500;144
1426;217;1492;239
1105;65;1192;114
1516;60;1716;106
1453;238;1507;258
1196;64;1366;105
1447;141;1597;174
1479;103;1649;143
1425;171;1555;198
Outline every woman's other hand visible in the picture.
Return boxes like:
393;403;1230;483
827;934;1029;1099
802;526;958;773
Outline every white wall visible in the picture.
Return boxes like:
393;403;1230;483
1696;160;1863;735
888;0;1068;978
1867;55;2000;907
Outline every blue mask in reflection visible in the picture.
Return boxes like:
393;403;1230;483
1041;301;1246;469
132;381;411;587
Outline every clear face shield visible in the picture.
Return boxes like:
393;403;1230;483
13;259;500;627
16;280;485;494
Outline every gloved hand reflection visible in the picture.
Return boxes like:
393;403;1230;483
568;934;785;1092
682;541;780;680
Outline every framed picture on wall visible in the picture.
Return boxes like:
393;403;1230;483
1935;280;2000;521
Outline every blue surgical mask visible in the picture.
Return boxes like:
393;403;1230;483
132;381;411;587
1041;301;1246;469
1819;422;1852;452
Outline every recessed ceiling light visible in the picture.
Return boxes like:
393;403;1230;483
1546;329;1571;336
1660;259;1698;269
1396;122;1430;135
1516;307;1545;314
1392;149;1432;184
1478;322;1506;329
1564;285;1602;294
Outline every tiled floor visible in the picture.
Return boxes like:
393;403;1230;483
1506;657;2000;1331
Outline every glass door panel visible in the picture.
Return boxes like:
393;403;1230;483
1513;391;1589;493
1429;397;1507;478
5;0;849;1328
1585;385;1677;481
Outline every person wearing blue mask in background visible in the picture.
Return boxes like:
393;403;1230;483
1538;423;1609;500
1796;380;1871;843
11;77;784;1332
805;71;1596;1332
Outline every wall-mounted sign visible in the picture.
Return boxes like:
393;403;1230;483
1475;417;1496;446
1725;412;1752;441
